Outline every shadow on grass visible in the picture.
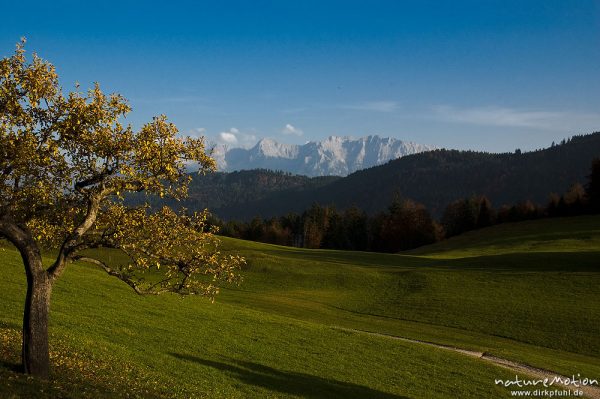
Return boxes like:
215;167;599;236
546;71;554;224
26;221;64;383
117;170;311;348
171;353;407;399
0;359;21;373
0;321;21;329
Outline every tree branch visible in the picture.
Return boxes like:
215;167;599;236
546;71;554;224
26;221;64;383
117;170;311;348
0;215;44;275
47;195;102;280
73;256;157;295
74;169;113;193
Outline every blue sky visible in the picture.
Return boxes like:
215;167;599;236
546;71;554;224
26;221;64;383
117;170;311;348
1;0;599;152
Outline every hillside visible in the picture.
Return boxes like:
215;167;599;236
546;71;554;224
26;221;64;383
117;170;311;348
217;215;600;373
1;215;599;398
195;132;600;220
128;169;340;213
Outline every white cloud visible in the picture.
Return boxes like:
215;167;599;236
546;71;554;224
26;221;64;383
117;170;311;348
281;123;304;136
341;101;399;113
214;127;257;149
433;105;600;131
218;132;238;144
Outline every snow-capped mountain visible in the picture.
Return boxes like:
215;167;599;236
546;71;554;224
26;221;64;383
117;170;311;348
211;135;436;177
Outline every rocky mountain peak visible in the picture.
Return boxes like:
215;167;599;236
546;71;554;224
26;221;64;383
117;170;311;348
217;135;436;176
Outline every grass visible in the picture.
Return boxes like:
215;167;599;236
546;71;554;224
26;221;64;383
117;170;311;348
1;215;599;397
215;215;600;376
407;215;600;258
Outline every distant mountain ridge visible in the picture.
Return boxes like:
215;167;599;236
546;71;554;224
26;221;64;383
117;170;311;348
212;135;436;176
195;132;600;220
135;132;600;221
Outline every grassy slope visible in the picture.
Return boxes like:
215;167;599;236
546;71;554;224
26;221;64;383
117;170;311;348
0;250;524;398
0;248;519;399
215;215;600;377
0;215;599;397
408;215;600;258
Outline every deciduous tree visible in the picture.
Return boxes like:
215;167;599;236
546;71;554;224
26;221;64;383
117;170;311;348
0;40;244;378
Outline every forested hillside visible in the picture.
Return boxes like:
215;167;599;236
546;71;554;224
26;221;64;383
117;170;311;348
128;169;340;212
206;133;600;220
135;133;600;221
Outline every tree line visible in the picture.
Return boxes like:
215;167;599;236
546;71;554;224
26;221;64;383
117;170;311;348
214;158;600;252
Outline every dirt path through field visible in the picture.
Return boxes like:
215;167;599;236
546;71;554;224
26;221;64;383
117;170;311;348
335;327;600;399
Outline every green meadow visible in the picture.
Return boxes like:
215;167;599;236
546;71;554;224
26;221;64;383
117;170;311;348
1;215;599;398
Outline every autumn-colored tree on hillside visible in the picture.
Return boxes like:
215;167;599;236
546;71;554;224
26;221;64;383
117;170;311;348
374;197;438;252
0;40;244;378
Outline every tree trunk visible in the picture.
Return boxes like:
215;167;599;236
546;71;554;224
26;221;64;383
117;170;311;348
22;260;52;379
0;218;53;379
